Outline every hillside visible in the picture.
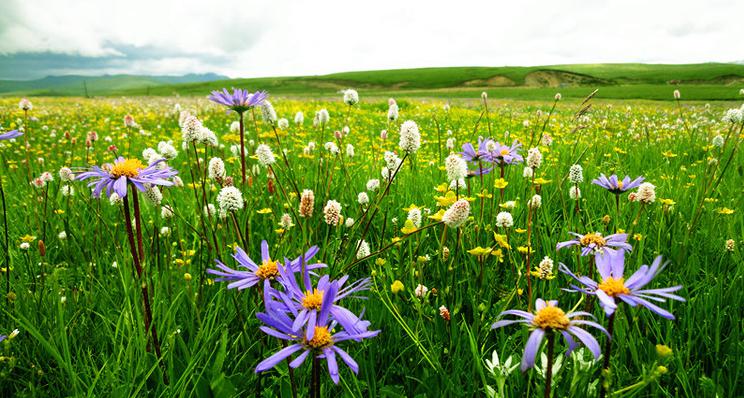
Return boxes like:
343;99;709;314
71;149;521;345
3;64;744;100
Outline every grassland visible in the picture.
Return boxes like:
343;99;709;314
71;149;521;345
3;63;744;100
0;93;742;397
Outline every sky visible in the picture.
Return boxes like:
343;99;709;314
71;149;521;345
1;0;742;80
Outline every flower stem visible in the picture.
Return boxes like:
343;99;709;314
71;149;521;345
123;191;166;382
239;112;246;185
544;331;555;398
599;312;616;398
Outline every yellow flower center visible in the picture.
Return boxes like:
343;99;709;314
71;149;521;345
110;159;145;178
617;180;624;189
500;149;510;156
302;289;324;310
580;233;606;247
255;259;279;280
305;326;333;349
532;306;570;330
598;277;630;297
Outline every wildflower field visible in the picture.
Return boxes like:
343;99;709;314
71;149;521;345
0;90;741;397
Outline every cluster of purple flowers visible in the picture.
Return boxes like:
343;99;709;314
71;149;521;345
208;241;379;384
460;137;523;176
493;230;684;371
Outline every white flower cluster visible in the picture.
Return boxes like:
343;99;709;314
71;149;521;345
343;89;359;106
569;164;583;184
526;147;542;169
442;199;470;228
208;157;226;180
495;211;514;228
399;120;421;153
323;200;342;226
445;154;468;183
256;144;276;166
217;186;244;212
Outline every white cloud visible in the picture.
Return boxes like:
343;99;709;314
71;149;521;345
1;0;743;78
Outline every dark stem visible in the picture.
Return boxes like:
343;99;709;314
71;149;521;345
599;313;616;398
544;331;555;398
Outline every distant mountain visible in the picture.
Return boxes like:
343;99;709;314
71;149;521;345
0;73;229;96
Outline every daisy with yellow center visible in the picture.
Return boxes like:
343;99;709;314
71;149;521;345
597;277;630;297
580;233;606;247
302;289;324;310
532;305;570;330
255;259;280;280
305;326;334;349
110;158;146;178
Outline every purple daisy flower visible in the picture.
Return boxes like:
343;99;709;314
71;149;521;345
559;250;685;319
76;157;177;198
255;279;380;384
592;173;644;194
0;130;22;141
207;240;326;290
489;140;524;165
208;88;268;114
492;298;608;371
556;232;632;256
460;137;494;175
265;257;371;338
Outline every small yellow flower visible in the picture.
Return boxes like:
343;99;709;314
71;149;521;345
20;235;36;243
517;246;533;255
434;191;458;207
402;203;419;212
491;248;504;263
54;209;65;215
257;208;273;214
514;228;527;234
533;177;552;185
493;233;511;249
400;219;418;235
476;190;492;199
428;209;446;221
517;288;524;296
434;183;449;193
660;198;676;206
375;258;386;266
718;208;735;215
184;273;192;282
274;228;285;234
467;246;492;257
391;280;405;294
655;344;673;358
633;233;643;241
494;178;509;189
661;150;677;158
391;237;402;244
613;147;627;155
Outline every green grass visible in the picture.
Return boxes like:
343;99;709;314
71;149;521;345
3;63;744;100
0;96;741;397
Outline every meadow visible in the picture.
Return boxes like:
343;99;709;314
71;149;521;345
0;89;742;397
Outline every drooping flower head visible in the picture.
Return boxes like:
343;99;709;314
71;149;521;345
592;173;644;194
0;130;23;141
492;299;608;371
76;157;177;199
556;232;632;256
559;250;685;319
208;88;268;114
207;240;326;290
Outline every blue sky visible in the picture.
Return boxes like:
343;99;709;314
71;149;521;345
1;0;742;80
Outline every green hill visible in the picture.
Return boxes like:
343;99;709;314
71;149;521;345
3;64;744;100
